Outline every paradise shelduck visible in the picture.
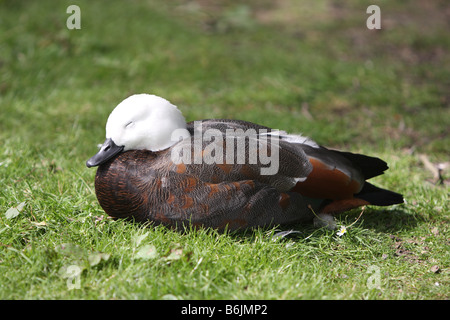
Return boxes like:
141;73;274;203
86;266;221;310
86;94;403;230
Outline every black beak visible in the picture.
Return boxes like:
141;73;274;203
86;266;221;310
86;138;124;168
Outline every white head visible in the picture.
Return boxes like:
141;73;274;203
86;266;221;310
106;94;190;151
86;94;190;168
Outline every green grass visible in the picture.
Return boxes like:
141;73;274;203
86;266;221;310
0;0;448;300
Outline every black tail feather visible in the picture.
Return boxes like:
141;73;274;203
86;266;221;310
355;182;404;206
331;150;389;180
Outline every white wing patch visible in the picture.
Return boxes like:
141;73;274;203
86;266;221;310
263;131;319;148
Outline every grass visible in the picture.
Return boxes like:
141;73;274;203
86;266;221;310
0;0;448;300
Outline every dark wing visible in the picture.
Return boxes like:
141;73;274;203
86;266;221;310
171;119;312;191
143;170;315;230
96;149;315;230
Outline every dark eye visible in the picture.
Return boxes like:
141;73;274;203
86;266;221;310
125;121;134;128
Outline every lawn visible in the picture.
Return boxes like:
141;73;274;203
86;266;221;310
0;0;448;300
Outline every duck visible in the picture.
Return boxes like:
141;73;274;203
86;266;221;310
86;94;403;230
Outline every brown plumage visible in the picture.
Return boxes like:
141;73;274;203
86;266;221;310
87;95;404;231
94;141;315;230
91;119;403;230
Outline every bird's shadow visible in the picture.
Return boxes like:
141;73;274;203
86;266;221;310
231;205;415;241
130;205;413;242
339;206;417;234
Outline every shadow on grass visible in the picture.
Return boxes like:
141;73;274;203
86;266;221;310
229;205;416;242
345;207;419;234
102;204;415;242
